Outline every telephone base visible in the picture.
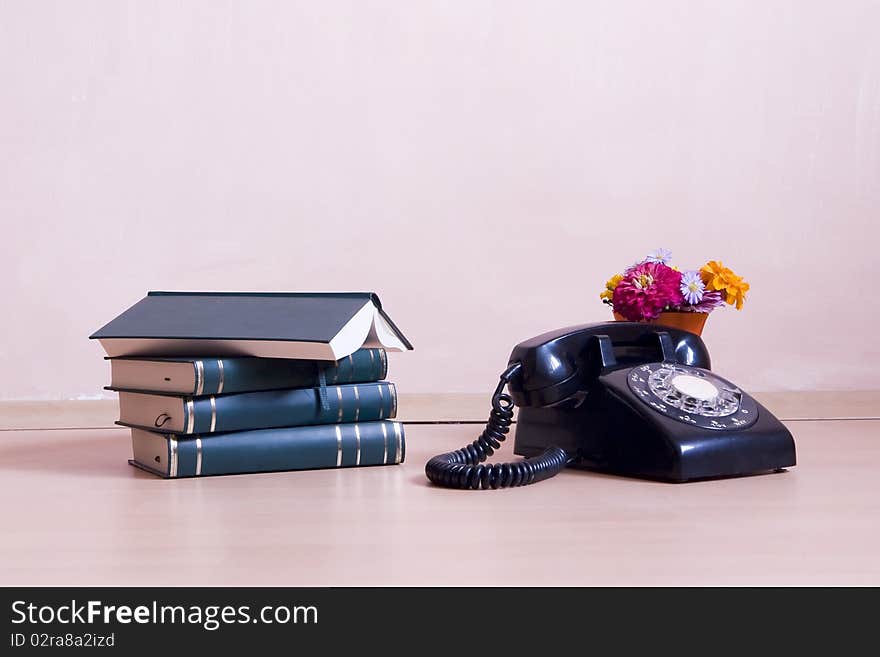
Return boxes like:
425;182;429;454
564;461;791;484
513;400;796;483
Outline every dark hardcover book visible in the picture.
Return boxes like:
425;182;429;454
129;421;406;478
90;291;413;360
117;381;397;434
106;348;387;395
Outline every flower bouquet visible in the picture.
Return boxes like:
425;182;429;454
600;249;749;335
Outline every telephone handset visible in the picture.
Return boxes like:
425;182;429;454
425;322;796;489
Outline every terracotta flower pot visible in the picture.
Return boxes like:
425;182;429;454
613;310;708;336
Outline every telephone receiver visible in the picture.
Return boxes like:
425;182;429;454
426;322;796;489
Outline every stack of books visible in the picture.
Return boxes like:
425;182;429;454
90;292;413;479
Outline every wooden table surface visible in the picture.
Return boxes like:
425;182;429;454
1;420;878;586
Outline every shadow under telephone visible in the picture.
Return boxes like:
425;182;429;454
426;322;796;490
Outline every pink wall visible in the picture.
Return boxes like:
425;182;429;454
1;1;878;399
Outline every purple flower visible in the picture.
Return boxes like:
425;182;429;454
645;248;673;265
680;290;725;313
679;270;705;305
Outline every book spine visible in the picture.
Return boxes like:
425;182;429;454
153;421;405;477
183;382;397;434
190;348;387;395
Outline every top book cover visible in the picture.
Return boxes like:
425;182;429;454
90;291;413;361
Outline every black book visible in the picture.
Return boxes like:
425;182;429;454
90;291;412;361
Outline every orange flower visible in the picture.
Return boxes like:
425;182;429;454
700;261;749;310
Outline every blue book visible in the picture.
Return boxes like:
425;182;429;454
117;382;397;434
90;291;413;360
106;348;387;395
129;421;406;478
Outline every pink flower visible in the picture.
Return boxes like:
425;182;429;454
612;262;684;321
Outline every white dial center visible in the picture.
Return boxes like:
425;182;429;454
670;374;718;401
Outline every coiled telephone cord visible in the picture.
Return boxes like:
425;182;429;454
425;363;571;490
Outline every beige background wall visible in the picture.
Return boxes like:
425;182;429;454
1;1;878;399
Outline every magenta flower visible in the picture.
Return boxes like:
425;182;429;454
611;262;684;322
612;262;684;321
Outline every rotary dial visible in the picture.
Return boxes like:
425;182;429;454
626;363;758;430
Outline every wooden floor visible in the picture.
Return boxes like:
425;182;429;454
1;419;878;586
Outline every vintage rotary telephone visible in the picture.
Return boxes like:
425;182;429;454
425;322;796;489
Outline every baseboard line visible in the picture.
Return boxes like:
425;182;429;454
1;391;878;432
3;417;878;434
